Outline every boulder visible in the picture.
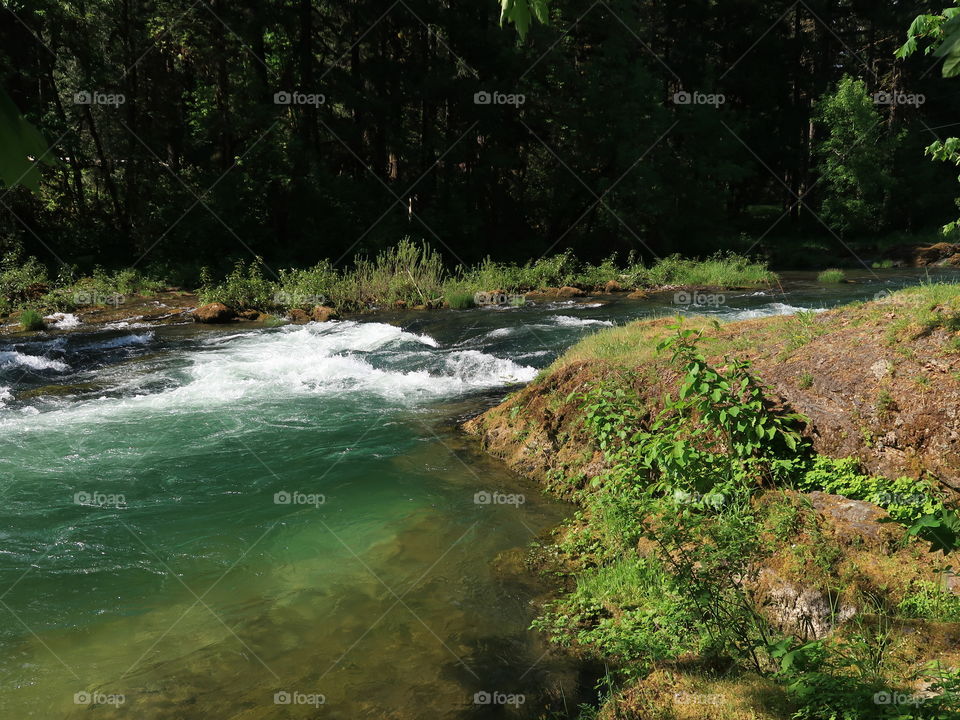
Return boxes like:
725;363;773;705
914;242;960;266
192;302;235;323
288;308;311;324
604;280;623;293
556;286;586;298
311;305;340;322
627;289;649;299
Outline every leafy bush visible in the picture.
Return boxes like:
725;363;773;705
0;251;48;312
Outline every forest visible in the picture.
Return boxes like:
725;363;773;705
3;0;960;283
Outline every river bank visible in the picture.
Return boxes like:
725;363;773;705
465;283;960;718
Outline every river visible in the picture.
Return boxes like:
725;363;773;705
0;269;956;718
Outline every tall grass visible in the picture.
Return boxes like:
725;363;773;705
196;241;777;313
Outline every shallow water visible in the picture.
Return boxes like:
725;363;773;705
0;269;956;718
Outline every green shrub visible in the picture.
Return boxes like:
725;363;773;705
0;251;48;309
817;268;846;283
19;309;46;331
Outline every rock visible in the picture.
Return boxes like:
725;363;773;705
805;491;900;546
237;309;262;321
945;254;960;267
192;302;235;323
627;289;649;299
754;568;858;640
914;242;960;266
557;286;586;298
288;308;311;324
311;305;339;322
604;280;623;293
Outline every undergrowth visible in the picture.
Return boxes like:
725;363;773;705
532;321;960;719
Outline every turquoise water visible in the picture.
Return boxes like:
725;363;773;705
0;270;956;718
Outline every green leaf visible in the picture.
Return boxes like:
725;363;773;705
0;90;57;193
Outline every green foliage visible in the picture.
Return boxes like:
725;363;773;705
897;580;960;620
0;89;58;193
796;456;941;523
813;76;899;237
445;291;476;309
818;268;847;284
198;258;277;310
18;309;46;331
640;252;776;288
196;244;775;312
540;324;960;717
588;324;807;504
898;2;960;77
499;0;549;40
924;137;960;237
0;250;48;313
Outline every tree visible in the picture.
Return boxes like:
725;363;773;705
813;76;898;237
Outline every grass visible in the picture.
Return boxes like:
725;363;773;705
196;241;777;313
817;268;846;283
445;291;476;309
18;309;46;331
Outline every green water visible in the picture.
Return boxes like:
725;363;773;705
0;270;956;718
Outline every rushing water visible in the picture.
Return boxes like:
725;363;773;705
0;270;956;719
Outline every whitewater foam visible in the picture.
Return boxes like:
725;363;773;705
0;321;533;428
0;351;70;372
44;313;82;328
548;315;614;327
725;303;826;321
76;333;154;351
